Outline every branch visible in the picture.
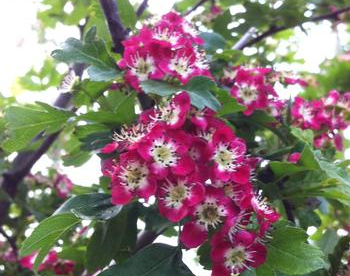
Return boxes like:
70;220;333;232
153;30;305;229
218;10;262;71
185;0;209;16
99;0;128;54
0;227;18;258
239;6;350;49
136;0;149;18
133;230;159;252
0;63;85;224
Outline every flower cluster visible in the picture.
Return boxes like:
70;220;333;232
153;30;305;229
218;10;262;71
222;66;306;116
53;173;73;199
102;92;279;275
118;12;211;91
291;90;350;150
18;250;74;275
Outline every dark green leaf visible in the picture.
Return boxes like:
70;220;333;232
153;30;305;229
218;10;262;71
52;27;118;82
200;32;226;52
197;242;212;270
97;243;194;276
291;127;314;144
265;221;327;275
86;211;127;272
142;77;221;111
215;88;245;116
20;213;80;271
54;193;122;220
116;0;137;29
213;10;232;39
3;102;73;152
329;235;350;276
141;80;181;96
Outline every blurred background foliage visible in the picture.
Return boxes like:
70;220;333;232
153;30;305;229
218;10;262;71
0;0;350;275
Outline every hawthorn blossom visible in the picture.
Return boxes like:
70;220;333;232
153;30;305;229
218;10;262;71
157;175;205;222
53;174;73;199
111;150;157;205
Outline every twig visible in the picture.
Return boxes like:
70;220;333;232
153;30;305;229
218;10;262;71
233;27;257;50
185;0;209;16
239;6;350;49
99;0;128;54
136;0;149;18
0;63;85;225
0;226;18;257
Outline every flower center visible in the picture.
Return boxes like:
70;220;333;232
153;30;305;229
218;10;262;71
214;144;237;172
153;28;179;44
239;85;258;104
169;56;193;77
160;105;181;125
196;202;223;228
120;163;148;189
130;55;155;81
151;141;177;167
170;185;187;202
225;246;251;271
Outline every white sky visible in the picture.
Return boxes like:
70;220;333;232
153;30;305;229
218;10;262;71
0;1;349;274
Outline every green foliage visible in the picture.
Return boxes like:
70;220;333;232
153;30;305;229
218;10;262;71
18;59;61;92
19;213;80;271
3;102;73;152
116;0;137;29
141;76;221;111
52;27;119;82
86;211;127;272
97;243;195;276
214;88;246;116
264;221;327;275
54;193;122;220
200;32;227;52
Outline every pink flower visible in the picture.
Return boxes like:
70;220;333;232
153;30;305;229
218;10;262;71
118;12;210;92
156;92;191;129
137;125;194;179
111;150;157;205
54;174;73;199
157;175;205;222
288;152;301;163
209;127;250;183
53;260;75;275
180;187;234;248
211;233;267;275
100;142;119;154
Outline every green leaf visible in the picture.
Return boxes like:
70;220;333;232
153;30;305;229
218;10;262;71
140;80;181;96
19;58;61;91
291;127;314;144
141;76;221;111
52;27;118;82
269;145;318;179
144;205;175;234
213;10;232;39
54;193;122;220
328;235;350;276
256;264;276;276
86;210;127;272
116;0;137;29
197;242;212;270
215;88;245;116
97;243;194;276
73;80;111;107
20;213;80;271
199;32;226;52
3;102;73;152
265;221;327;275
79;92;136;126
